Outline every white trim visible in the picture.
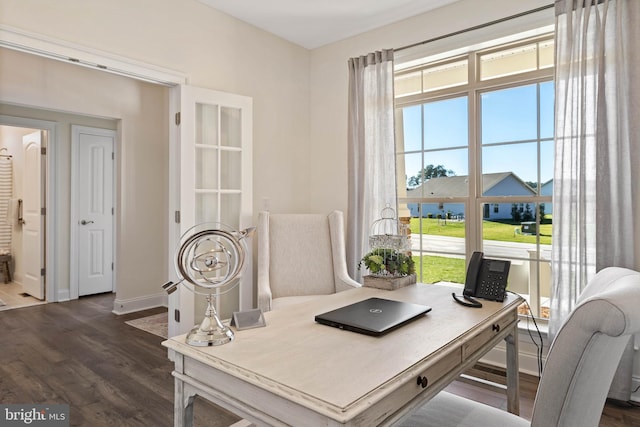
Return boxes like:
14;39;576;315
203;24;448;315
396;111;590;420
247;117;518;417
112;292;168;315
56;288;70;302
632;376;640;403
0;24;187;86
0;115;57;303
167;87;182;337
480;325;550;377
395;9;554;69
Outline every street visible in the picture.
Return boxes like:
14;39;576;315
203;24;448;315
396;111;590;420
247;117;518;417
410;234;552;260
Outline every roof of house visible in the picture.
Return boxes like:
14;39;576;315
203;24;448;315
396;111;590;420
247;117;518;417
406;172;535;198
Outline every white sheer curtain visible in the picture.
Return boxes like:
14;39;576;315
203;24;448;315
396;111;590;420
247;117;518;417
347;49;397;282
552;0;640;401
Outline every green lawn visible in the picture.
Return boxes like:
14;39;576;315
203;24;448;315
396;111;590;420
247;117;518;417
409;217;552;283
413;254;466;284
409;218;552;245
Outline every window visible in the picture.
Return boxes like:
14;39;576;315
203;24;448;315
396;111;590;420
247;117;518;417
395;35;554;319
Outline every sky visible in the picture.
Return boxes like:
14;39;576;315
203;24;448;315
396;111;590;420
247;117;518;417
400;81;554;188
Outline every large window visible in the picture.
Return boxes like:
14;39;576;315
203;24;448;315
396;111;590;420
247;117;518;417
395;35;554;319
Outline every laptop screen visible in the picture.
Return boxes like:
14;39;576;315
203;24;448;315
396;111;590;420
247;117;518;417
314;297;431;336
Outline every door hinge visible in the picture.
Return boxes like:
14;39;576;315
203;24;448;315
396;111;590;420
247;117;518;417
41;268;45;277
175;112;181;125
41;147;47;155
111;262;114;271
112;207;114;215
112;152;114;160
41;207;46;215
174;309;180;322
175;210;180;224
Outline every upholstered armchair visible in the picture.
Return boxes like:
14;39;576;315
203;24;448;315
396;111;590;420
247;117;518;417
397;266;640;427
257;210;361;312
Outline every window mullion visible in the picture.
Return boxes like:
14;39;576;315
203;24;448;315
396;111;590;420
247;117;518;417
467;52;481;257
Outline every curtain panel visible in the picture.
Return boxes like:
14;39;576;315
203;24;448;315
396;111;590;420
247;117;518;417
552;0;640;401
347;49;397;282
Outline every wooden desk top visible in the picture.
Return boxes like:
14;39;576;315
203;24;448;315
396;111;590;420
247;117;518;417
163;283;521;423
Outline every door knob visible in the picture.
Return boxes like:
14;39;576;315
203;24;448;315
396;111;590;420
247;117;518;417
80;220;94;225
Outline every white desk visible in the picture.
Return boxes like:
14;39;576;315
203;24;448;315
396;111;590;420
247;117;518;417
163;284;522;426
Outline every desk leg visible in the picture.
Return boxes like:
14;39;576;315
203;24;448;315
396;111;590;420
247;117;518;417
175;380;196;427
505;327;520;415
174;354;196;427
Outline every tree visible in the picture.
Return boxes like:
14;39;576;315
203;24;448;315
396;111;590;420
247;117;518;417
511;203;522;223
523;203;534;222
539;203;546;221
408;164;455;187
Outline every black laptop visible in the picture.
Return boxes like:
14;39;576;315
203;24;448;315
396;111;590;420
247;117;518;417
314;297;431;337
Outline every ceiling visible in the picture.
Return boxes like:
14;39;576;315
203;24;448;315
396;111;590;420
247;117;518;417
197;0;463;49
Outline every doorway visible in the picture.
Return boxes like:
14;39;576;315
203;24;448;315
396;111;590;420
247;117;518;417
0;109;118;311
2;42;172;315
0;123;48;311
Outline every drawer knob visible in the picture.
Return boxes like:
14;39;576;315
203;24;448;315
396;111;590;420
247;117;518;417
417;375;428;389
492;323;500;333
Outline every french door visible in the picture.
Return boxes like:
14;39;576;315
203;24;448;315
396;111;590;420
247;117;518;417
168;85;253;337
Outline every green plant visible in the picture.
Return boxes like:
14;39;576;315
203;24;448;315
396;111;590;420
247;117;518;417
358;248;416;277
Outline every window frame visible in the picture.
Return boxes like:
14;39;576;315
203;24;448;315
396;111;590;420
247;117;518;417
395;33;554;319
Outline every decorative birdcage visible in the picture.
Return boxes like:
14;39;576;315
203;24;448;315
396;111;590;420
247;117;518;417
368;205;411;255
359;205;415;284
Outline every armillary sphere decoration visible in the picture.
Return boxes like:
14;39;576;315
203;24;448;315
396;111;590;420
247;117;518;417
163;223;255;346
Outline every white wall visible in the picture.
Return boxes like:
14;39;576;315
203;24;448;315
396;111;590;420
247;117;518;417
0;0;311;309
0;54;165;305
0;0;311;215
307;0;553;216
0;0;309;217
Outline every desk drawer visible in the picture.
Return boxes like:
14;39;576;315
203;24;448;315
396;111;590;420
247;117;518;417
462;310;516;360
414;348;462;391
380;346;462;412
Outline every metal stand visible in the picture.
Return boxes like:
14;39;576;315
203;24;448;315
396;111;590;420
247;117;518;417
186;294;234;346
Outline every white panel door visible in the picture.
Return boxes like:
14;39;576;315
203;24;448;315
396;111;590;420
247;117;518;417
22;131;45;299
72;126;114;296
168;85;253;337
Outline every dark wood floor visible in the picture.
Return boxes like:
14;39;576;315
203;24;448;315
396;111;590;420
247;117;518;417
0;293;240;426
1;293;638;426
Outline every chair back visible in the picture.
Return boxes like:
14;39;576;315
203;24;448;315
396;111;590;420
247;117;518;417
262;213;337;298
531;267;640;427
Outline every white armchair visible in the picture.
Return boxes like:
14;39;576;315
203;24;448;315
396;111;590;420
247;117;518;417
257;210;361;312
396;266;640;427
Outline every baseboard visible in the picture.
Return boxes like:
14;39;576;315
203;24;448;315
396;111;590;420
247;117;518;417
632;376;640;403
479;346;536;377
479;327;550;377
112;292;168;315
56;288;70;302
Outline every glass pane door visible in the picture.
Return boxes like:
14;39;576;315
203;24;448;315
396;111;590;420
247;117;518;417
194;103;243;319
170;85;253;337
